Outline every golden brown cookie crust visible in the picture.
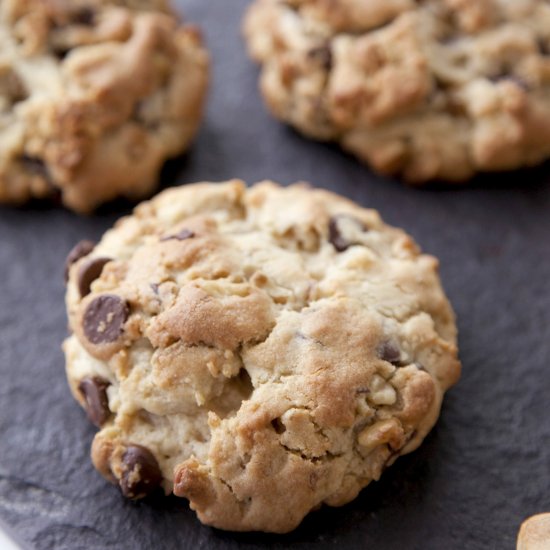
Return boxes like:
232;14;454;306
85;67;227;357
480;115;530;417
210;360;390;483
64;180;461;532
244;0;550;183
0;0;208;212
518;513;550;550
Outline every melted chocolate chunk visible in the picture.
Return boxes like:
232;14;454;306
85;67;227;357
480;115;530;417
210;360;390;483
78;377;110;427
78;257;112;297
82;295;129;345
378;341;402;366
328;215;366;252
64;240;95;282
160;229;195;242
119;445;163;499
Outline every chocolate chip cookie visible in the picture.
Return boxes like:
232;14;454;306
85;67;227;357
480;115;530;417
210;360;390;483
244;0;550;183
64;180;461;533
0;0;208;213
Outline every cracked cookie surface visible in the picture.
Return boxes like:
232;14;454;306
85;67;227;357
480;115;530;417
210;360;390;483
0;0;208;213
244;0;550;183
64;180;461;533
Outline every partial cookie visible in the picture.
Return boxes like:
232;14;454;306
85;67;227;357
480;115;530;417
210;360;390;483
518;514;550;550
0;0;208;213
244;0;550;183
64;180;460;533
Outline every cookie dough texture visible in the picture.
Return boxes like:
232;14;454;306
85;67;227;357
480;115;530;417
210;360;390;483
64;180;461;533
518;514;550;550
0;0;208;213
244;0;550;183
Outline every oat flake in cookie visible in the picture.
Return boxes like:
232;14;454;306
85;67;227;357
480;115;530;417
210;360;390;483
244;0;550;183
0;0;208;213
63;180;461;533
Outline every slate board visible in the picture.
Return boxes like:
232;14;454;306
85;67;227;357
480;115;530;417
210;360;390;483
1;1;550;549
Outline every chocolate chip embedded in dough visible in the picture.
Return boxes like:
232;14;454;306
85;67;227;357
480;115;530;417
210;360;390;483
119;445;163;499
378;341;402;366
64;240;95;282
328;216;349;252
82;295;129;345
328;215;367;252
73;7;95;26
160;229;195;242
78;257;112;297
308;44;332;71
78;377;111;427
21;155;49;177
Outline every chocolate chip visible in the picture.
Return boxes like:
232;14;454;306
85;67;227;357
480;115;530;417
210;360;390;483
21;155;48;176
160;229;195;242
538;38;549;56
329;217;349;252
53;48;70;60
83;295;129;345
78;377;110;427
78;257;112;297
64;240;95;282
328;215;366;252
308;45;332;71
119;445;162;499
271;418;286;434
378;341;402;366
72;7;95;26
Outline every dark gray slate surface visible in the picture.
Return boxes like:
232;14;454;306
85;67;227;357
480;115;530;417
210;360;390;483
1;1;549;549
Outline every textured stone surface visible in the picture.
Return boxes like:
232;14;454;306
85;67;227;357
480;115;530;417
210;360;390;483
0;0;549;548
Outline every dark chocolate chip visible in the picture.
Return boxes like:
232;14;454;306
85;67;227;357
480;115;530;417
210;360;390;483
378;341;402;366
21;155;48;176
73;7;95;26
328;215;366;252
83;295;129;345
119;445;163;499
160;229;195;242
329;217;350;252
78;257;112;297
271;418;286;434
538;38;549;56
53;48;70;60
64;240;95;282
308;45;332;71
78;377;111;427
